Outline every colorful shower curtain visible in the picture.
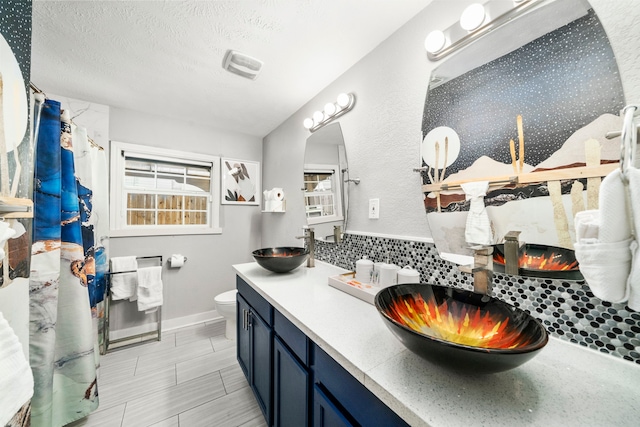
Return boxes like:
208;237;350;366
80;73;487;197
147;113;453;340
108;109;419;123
29;97;108;427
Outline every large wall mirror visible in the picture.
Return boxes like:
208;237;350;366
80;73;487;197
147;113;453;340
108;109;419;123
303;122;348;242
421;0;625;280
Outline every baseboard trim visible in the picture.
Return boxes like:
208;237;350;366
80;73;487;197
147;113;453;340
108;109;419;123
108;310;222;341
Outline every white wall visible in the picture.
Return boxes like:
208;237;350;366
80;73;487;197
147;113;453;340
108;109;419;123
262;0;640;246
261;0;475;246
108;107;262;332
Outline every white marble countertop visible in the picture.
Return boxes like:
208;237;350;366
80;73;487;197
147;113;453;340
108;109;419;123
233;261;640;427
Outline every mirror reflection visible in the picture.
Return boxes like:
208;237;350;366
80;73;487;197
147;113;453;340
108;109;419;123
303;122;347;242
422;0;624;280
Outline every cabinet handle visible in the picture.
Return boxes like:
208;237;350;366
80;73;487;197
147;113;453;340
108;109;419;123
247;311;252;329
243;309;248;330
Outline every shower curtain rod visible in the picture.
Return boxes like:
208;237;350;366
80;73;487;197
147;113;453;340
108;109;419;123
29;81;104;151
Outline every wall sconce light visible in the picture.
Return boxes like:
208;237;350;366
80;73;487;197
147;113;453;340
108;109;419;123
303;92;356;132
425;0;541;61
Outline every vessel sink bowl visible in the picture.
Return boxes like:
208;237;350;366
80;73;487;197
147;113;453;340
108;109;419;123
252;247;308;273
374;283;548;374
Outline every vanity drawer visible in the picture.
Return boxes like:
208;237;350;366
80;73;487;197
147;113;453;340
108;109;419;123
236;276;273;326
274;309;309;366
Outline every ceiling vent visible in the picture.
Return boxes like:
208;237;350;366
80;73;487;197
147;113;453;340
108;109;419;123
222;50;263;80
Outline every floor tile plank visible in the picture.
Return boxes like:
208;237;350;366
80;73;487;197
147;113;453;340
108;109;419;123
135;339;213;375
178;386;263;427
65;403;126;427
99;364;177;411
121;372;226;426
176;346;238;384
175;321;226;347
220;364;250;394
148;416;179;427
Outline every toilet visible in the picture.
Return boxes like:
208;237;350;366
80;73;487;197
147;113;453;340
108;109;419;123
214;289;237;340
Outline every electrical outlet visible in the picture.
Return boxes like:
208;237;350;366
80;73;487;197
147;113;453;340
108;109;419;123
369;198;380;219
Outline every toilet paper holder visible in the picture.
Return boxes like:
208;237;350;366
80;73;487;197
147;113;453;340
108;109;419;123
168;254;188;268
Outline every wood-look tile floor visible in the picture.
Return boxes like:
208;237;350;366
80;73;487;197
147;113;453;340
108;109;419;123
67;320;267;427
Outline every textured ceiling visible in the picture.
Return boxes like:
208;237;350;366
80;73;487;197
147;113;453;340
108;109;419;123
31;0;432;137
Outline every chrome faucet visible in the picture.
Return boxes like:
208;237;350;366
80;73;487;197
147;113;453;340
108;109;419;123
296;227;315;268
333;225;343;244
504;231;523;276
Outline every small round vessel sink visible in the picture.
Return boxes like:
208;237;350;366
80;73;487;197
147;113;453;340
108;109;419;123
375;283;548;374
252;247;308;273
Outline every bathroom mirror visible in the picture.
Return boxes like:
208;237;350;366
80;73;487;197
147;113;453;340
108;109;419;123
421;0;625;279
303;122;348;242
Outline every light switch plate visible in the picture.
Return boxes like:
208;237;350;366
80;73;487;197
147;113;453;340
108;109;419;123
369;198;380;219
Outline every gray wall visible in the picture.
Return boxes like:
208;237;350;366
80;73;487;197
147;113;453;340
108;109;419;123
261;0;640;247
108;107;262;331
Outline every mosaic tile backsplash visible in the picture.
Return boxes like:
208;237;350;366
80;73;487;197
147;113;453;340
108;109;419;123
314;233;640;365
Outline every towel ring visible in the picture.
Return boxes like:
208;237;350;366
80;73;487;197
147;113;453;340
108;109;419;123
620;104;639;182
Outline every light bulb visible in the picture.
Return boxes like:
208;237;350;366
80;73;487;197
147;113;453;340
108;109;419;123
336;93;351;108
324;102;337;116
303;118;314;129
425;30;446;54
460;3;486;31
313;111;324;124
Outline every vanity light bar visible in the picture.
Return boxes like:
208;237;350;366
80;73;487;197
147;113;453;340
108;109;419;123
303;93;356;133
425;0;543;61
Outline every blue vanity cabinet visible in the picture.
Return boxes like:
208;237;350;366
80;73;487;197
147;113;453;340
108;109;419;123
313;345;410;427
237;277;274;426
313;384;354;427
236;275;408;427
273;309;311;427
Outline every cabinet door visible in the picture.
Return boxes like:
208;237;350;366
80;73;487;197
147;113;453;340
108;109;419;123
251;309;273;425
274;336;309;427
313;384;354;427
237;294;251;380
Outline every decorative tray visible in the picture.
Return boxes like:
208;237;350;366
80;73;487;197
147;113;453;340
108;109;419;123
328;272;378;305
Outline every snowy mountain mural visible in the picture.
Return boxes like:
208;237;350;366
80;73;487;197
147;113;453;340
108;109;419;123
421;8;625;257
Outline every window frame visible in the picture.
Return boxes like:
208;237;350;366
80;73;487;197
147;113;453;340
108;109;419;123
110;140;222;237
303;163;344;225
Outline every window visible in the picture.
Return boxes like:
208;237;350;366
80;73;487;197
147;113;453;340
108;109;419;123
110;141;221;236
303;164;343;225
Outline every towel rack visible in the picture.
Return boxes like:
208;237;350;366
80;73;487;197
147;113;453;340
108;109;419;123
101;255;163;354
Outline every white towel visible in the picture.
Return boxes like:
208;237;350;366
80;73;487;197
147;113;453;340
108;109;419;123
461;181;493;246
110;256;138;301
574;210;600;241
574;238;632;303
573;169;633;303
136;266;163;313
625;168;640;310
0;221;16;260
0;311;33;426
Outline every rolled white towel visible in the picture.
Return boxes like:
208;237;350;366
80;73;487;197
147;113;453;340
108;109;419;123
574;238;632;303
461;181;493;246
599;169;632;243
136;266;163;313
574;210;600;241
0;311;33;426
573;169;633;304
625;168;640;310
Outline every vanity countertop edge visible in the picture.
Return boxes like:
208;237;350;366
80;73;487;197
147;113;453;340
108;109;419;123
233;261;640;427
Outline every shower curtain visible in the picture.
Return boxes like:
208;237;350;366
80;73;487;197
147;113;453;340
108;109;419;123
29;97;108;427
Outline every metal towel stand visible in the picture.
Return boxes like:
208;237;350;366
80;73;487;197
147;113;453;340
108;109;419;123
101;255;163;354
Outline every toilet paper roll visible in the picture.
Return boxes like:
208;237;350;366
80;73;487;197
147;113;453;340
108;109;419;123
264;188;285;201
169;254;185;268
